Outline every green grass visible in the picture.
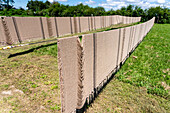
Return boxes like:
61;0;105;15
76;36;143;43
34;44;58;57
115;24;170;98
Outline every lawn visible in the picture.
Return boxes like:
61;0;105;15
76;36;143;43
0;24;169;112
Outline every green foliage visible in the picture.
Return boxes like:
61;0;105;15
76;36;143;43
147;6;170;23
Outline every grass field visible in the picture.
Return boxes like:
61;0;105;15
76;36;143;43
0;24;169;112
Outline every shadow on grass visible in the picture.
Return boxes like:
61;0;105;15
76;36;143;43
8;42;57;58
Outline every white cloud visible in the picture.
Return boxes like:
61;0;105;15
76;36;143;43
126;0;137;2
106;0;112;2
97;0;169;10
157;0;165;3
85;0;95;4
48;0;68;2
147;0;157;2
99;1;128;10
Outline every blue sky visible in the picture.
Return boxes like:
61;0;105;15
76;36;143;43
14;0;170;10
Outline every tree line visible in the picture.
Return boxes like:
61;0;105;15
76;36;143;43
0;0;169;24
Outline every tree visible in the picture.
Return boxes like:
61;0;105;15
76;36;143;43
120;7;126;16
0;0;14;9
94;6;105;16
27;0;46;12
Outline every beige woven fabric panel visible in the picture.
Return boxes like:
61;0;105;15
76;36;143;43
132;18;134;23
139;17;141;22
130;25;136;49
133;24;140;46
143;22;146;37
146;21;149;33
125;17;128;24
110;16;112;25
127;17;130;24
80;17;89;32
58;36;79;113
145;22;148;34
122;26;131;61
137;24;142;43
92;16;95;30
129;17;132;24
105;16;110;27
141;23;145;40
135;17;137;23
122;16;126;24
116;15;119;24
133;25;138;48
89;16;95;30
133;18;136;23
134;18;136;23
148;21;150;33
110;16;113;25
50;17;57;37
147;21;149;33
133;17;136;23
120;16;123;24
95;16;101;29
100;16;105;28
15;17;42;41
116;15;120;24
124;16;126;24
82;34;94;102
127;26;133;53
4;17;19;44
131;17;134;23
0;18;6;46
120;15;124;24
112;15;117;25
136;24;140;45
138;23;144;42
117;28;124;64
95;29;119;88
41;17;50;39
56;17;71;36
71;17;80;34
